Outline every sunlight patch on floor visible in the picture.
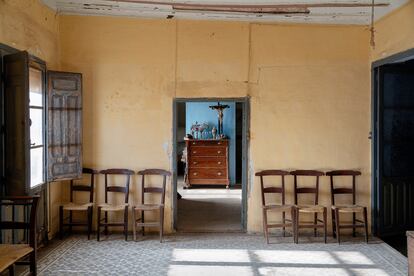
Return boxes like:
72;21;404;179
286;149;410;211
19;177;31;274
168;265;253;276
173;249;250;263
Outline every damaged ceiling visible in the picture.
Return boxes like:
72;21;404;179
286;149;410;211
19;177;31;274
42;0;408;24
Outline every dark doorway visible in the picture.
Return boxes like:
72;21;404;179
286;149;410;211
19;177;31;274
372;53;414;256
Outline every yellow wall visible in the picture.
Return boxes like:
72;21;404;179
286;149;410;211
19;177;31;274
10;0;413;235
372;0;414;61
59;15;371;233
0;0;62;238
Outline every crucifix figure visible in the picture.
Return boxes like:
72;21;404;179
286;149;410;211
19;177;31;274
209;102;230;136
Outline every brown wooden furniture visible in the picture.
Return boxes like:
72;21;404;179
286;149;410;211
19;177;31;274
327;170;368;244
59;168;96;240
0;196;40;275
132;169;171;243
291;170;327;244
256;170;295;244
97;169;134;241
185;139;230;188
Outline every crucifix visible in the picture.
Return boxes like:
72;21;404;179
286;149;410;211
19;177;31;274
209;102;230;136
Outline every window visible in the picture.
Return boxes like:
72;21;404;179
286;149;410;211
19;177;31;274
3;51;82;195
29;66;46;188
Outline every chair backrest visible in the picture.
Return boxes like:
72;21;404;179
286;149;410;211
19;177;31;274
326;170;361;206
137;169;171;205
70;168;97;203
100;169;134;204
0;196;40;249
255;170;290;206
291;170;325;205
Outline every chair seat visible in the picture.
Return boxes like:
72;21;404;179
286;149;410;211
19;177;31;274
263;204;293;211
297;205;326;213
133;204;163;211
332;205;365;213
98;203;128;211
62;202;93;211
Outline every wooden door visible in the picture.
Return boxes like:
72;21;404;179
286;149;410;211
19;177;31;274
3;51;30;195
47;71;82;181
375;61;414;237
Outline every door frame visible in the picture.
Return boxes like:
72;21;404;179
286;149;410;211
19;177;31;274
371;47;414;236
172;97;250;231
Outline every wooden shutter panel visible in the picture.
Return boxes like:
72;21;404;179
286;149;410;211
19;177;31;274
4;51;30;195
47;71;82;181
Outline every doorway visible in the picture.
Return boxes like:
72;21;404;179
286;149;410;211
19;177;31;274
372;50;414;256
172;98;249;232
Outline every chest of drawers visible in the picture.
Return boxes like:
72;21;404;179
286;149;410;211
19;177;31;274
185;139;230;188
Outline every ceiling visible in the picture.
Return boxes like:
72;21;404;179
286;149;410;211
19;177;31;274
41;0;408;25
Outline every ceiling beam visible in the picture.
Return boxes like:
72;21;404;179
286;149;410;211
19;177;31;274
113;0;389;9
173;6;310;14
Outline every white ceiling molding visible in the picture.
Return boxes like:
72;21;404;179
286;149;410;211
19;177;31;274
41;0;408;24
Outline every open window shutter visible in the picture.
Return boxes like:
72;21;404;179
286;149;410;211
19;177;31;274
47;71;82;181
4;51;30;195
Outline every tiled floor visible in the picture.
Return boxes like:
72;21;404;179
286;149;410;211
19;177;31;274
177;179;242;232
34;233;407;276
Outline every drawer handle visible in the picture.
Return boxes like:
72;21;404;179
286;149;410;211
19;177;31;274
217;172;222;176
192;142;196;145
217;151;221;154
193;161;198;165
217;161;222;165
217;142;222;145
193;151;197;154
193;172;198;176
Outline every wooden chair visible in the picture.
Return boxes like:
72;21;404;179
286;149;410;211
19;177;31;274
97;169;134;241
132;169;171;243
327;170;368;244
0;196;40;275
256;170;295;244
291;170;327;244
59;168;96;240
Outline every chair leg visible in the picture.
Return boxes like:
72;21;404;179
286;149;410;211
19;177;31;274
30;250;37;276
262;209;269;244
104;211;108;236
97;207;101;241
313;213;318;237
124;207;128;241
352;212;356;237
87;207;92;240
291;207;296;243
160;207;164;243
323;208;327;244
282;211;286;237
59;206;64;240
132;207;137;241
69;210;73;234
141;210;145;236
295;208;299;244
331;209;336;238
8;264;15;276
334;209;341;244
363;207;369;243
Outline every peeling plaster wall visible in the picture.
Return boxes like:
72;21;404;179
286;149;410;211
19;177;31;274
372;0;414;61
59;15;371;233
0;0;61;238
